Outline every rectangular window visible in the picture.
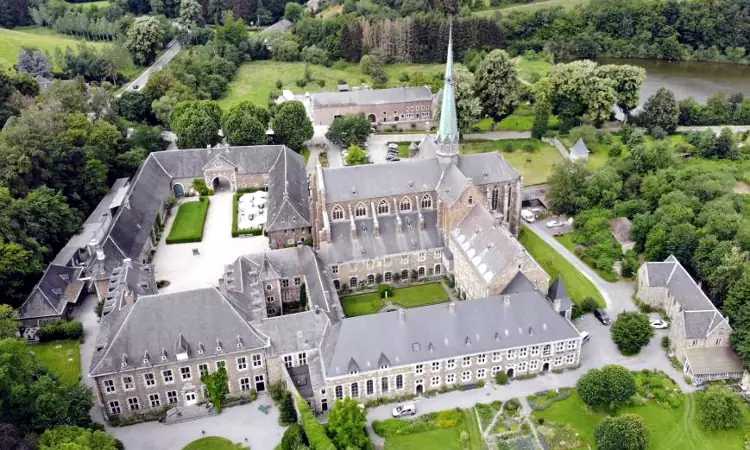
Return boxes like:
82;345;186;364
396;375;404;390
149;393;161;408
298;352;307;366
294;277;301;286
108;400;121;415
567;340;577;350
122;376;135;390
491;366;502;375
542;345;552;357
282;279;289;288
335;385;344;399
565;353;576;364
517;362;527;372
162;369;174;383
127;397;140;411
284;355;293;368
167;390;179;404
431;376;441;387
519;347;528;358
103;379;116;394
491;352;502;363
530;346;540;356
381;377;389;393
331;265;339;274
252;354;263;367
461;371;471;382
236;357;247;371
240;377;251;391
266;296;275;304
506;350;516;360
180;366;191;380
143;373;156;387
216;360;226;371
418;252;426;262
462;356;471;367
446;359;456;370
476;368;486;379
351;382;359;398
554;355;564;366
434;250;441;259
366;379;374;396
254;374;266;392
198;364;209;377
476;354;486;365
445;373;456;384
529;360;539;371
401;255;409;264
415;364;424;375
384;272;392;282
555;342;565;353
431;361;440;372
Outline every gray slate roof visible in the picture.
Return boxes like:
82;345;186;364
547;277;573;314
501;272;537;295
257;310;330;356
90;287;269;376
262;19;293;34
152;145;286;179
318;211;444;264
19;264;85;321
684;347;743;376
436;164;469;204
610;217;634;246
325;291;581;377
457;153;520;186
571;138;590;155
265;147;311;232
311;87;432;108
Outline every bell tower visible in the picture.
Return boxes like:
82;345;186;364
436;20;460;168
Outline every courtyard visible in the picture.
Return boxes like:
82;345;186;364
341;282;452;317
154;192;269;293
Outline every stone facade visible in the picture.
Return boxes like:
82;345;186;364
308;89;433;127
330;249;445;292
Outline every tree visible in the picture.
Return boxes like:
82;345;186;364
474;49;519;123
170;100;222;149
640;88;679;133
326;114;372;148
10;187;82;255
281;423;308;450
39;425;120;450
272;101;313;152
118;91;152;122
594;414;648;450
344;145;369;165
597;64;646;121
433;65;481;131
611;311;654;355
125;16;165;66
576;365;636;409
222;102;268;146
279;390;298;425
326;398;372;450
0;305;19;339
697;386;744;430
17;48;52;79
284;2;304;22
0;423;32;450
201;366;229;412
179;0;203;27
301;45;328;66
40;81;88;114
547;160;590;215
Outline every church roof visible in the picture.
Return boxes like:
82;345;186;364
311;87;432;108
437;23;459;142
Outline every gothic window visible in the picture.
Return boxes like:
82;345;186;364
332;205;344;220
378;200;389;214
355;203;367;217
400;197;412;211
491;187;500;211
421;194;433;209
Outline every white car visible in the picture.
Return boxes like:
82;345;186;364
650;319;669;329
387;143;399;150
392;403;416;417
546;220;563;228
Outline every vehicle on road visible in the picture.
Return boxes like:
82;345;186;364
133;84;139;90
521;210;536;223
546;219;563;228
580;331;590;344
387;156;401;162
387;143;398;150
593;308;611;325
650;319;668;329
392;403;416;417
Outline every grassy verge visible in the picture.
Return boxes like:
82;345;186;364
166;197;210;244
470;106;562;133
378;408;484;450
459;139;565;186
65;0;112;9
30;340;82;385
518;227;605;306
181;436;245;450
341;282;450;317
555;233;619;282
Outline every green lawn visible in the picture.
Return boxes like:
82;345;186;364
534;392;749;450
166;197;210;244
0;27;114;71
518;227;605;306
474;0;590;16
66;0;111;9
382;409;483;450
397;142;412;158
182;436;245;450
471;105;562;133
341;283;450;317
459;139;565;186
560;133;690;170
515;57;553;83
30;340;82;385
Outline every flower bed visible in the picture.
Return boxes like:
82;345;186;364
373;408;465;438
527;388;573;411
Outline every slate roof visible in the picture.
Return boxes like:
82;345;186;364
684;347;744;376
450;205;529;285
610;217;634;246
457;153;520;186
262;19;293;34
571;138;590;155
547;277;573;314
90;287;269;376
318;211;444;264
325;291;581;377
436;164;469;204
152;145;285;179
19;264;85;321
311;87;432;109
500;272;537;295
265;147;311;232
256;310;330;356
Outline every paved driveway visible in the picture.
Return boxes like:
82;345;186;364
120;40;182;95
154;193;269;292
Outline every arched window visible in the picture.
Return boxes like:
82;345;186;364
491;187;500;211
418;267;425;278
400;197;412;212
335;385;343;399
378;200;389;215
421;194;433;209
351;382;359;398
468;196;474;205
355;203;367;217
332;205;344;220
434;264;441;275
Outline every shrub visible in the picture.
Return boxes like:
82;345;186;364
317;79;325;87
577;365;636;409
296;78;308;87
378;284;394;299
249;388;258;402
37;320;84;342
504;398;521;412
650;125;667;140
279;391;298;425
296;393;336;450
276;80;283;89
281;424;308;450
268;381;286;403
608;143;623;157
611;311;654;355
399;72;410;82
494;371;509;385
573;296;599;317
697;386;744;430
595;414;648;450
661;336;670;349
192;178;209;196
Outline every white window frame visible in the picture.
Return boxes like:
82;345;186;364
476;368;486;379
431;376;441;387
554;355;564;366
108;400;121;415
103;379;116;394
149;393;161;408
491;352;502;363
122;376;135;391
462;356;471;367
415;364;424;375
167;390;179;404
252;354;263;368
143;373;156;387
331;265;339;275
476;354;487;365
237;356;248;371
127;397;140;411
445;373;456;384
446;359;456;370
434;250;441;259
431;361;440;372
162;369;174;384
240;377;251;392
180;366;192;380
461;370;471;382
518;347;528;358
506;349;517;360
529;360;539;371
418;252;426;262
401;254;409;264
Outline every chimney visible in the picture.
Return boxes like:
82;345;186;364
448;301;456;315
398;308;406;322
87;238;98;257
503;295;511;306
553;298;561;313
123;258;132;269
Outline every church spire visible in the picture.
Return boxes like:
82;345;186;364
437;20;459;142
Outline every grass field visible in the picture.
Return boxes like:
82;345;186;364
382;409;483;450
515;57;553;82
460;139;565;186
471;105;562;133
518;227;605;306
341;283;450;317
534;391;749;450
182;436;245;450
474;0;589;16
166;197;210;244
0;27;113;70
30;340;82;385
66;0;111;9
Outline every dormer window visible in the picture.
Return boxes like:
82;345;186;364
161;355;167;361
266;284;272;291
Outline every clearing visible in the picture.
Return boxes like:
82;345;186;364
182;436;245;450
471;105;561;133
30;340;82;385
376;408;483;450
474;0;589;17
518;227;605;306
166;197;210;244
460;139;565;186
0;27;112;70
341;282;450;317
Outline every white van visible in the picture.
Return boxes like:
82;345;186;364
521;210;536;223
580;331;590;344
392;403;416;417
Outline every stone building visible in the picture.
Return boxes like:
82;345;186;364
308;87;433;128
637;255;743;382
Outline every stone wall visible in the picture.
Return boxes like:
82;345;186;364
330;249;444;292
311;99;432;126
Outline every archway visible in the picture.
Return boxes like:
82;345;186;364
367;113;376;123
506;368;515;378
212;176;231;193
542;363;550;373
172;183;185;197
416;384;424;396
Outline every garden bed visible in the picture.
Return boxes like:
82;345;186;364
232;190;264;238
376;408;484;450
475;401;503;431
527;388;573;411
166;197;210;244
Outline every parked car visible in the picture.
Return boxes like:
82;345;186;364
593;308;611;325
546;219;563;228
521;210;536;223
387;156;401;162
392;403;416;417
387;143;398;150
650;319;669;329
580;331;590;344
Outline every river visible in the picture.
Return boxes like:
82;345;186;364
599;58;750;107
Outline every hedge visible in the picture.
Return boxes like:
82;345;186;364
165;197;210;244
37;320;84;342
295;393;335;450
232;192;265;238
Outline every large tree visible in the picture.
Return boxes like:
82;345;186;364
0;306;19;339
474;49;519;124
611;311;654;355
597;64;646;122
697;386;744;430
547;160;590;216
125;16;165;66
201;366;229;412
17;48;52;79
222;101;269;146
433;65;482;131
39;426;120;450
178;0;203;27
326;398;372;450
640;88;679;133
576;365;636;409
594;414;648;450
271;101;313;152
325;114;372;148
170;100;222;149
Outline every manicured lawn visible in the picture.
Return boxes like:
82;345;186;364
381;409;483;450
182;436;245;450
341;283;450;317
166;197;210;244
460;139;565;186
516;57;553;83
470;105;561;133
518;227;605;306
534;391;749;450
30;340;82;385
0;27;114;71
397;142;412;158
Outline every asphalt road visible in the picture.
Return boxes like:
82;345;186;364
119;40;182;96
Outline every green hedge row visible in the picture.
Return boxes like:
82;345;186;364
295;393;335;450
37;320;84;342
231;192;265;238
165;197;210;244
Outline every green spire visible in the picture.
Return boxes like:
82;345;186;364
437;22;459;141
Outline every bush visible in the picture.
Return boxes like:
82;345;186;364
611;311;654;355
494;371;509;385
573;296;599;317
279;391;298;425
661;336;670;349
399;72;410;82
608;143;623;157
281;424;308;450
192;178;209;196
296;393;336;450
268;381;286;403
577;365;636;409
650;125;667;140
37;320;84;342
595;414;648;450
276;80;283;89
697;386;744;430
317;79;326;87
504;398;521;412
378;284;394;299
296;78;308;87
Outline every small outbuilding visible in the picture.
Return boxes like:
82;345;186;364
610;217;635;253
569;138;590;161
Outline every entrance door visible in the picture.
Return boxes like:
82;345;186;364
416;384;424;396
542;362;550;372
173;184;185;197
255;375;266;393
184;391;197;405
321;398;328;412
507;368;515;378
